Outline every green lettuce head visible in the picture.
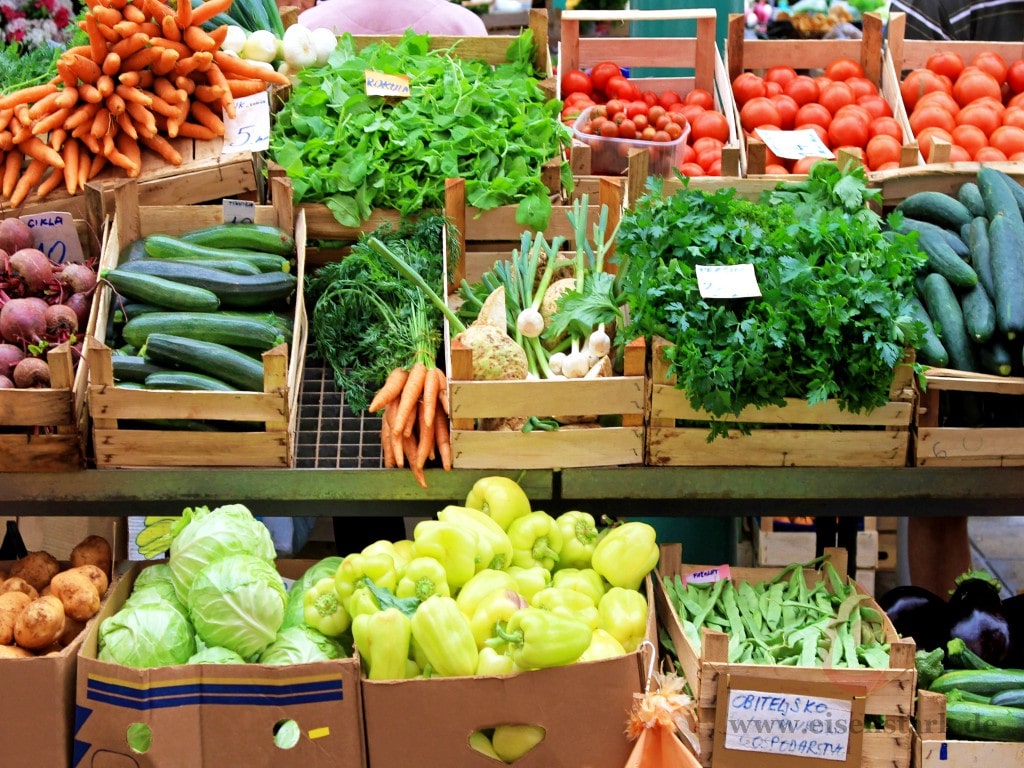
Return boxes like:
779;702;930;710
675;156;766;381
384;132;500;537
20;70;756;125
259;625;346;665
188;646;247;664
98;599;196;668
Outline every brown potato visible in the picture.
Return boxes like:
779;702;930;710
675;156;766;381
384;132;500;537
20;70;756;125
49;569;101;622
0;568;8;581
58;616;87;647
70;535;112;580
13;595;65;650
66;564;109;597
9;551;60;592
0;644;35;659
0;590;32;645
0;576;38;600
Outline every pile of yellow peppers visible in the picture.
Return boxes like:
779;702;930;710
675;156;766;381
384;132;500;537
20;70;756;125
300;476;660;680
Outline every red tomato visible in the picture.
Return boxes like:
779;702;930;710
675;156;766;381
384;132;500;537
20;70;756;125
659;89;682;108
599;120;619;138
633;113;649;131
616;118;638;139
626;100;649;118
648;105;667;124
561;69;592;97
605;99;626;118
564;91;595;108
642;90;659;107
590;61;623;93
641;125;657;141
606;75;639;101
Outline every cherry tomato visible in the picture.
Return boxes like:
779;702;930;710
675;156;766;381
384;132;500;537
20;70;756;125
653;130;672;143
590;61;623;93
664;120;684;140
564;91;595;108
605;98;626;118
605;75;638;101
625;100;648;118
599;120;619;138
641;125;657;141
654;114;672;131
616;118;637;139
632;113;649;131
648;105;667;123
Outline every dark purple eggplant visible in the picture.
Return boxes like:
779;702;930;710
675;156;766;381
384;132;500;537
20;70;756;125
877;585;950;652
999;593;1024;668
948;571;1011;666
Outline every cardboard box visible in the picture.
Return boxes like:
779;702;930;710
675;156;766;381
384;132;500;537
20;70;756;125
913;689;1024;768
85;176;306;468
656;544;916;768
361;576;656;768
74;560;366;768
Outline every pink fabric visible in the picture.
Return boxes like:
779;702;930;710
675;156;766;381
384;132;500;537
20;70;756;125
298;0;489;36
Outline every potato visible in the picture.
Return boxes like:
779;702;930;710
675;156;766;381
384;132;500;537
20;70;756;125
0;590;32;645
58;616;87;647
13;595;65;650
49;569;101;622
9;551;60;592
0;576;38;600
66;564;109;597
71;535;112;580
0;568;7;581
0;644;35;659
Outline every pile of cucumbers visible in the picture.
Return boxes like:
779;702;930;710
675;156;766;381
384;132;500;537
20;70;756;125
101;222;298;393
896;166;1024;379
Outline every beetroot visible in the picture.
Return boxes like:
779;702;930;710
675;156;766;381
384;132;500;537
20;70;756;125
0;218;33;255
8;248;54;296
44;302;78;339
0;374;13;389
57;262;97;295
0;297;47;345
64;292;91;331
12;356;49;388
0;343;24;378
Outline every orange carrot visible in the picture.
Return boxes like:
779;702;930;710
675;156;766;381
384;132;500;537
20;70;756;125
207;24;228;49
175;0;192;27
18;135;64;168
115;130;142;177
96;74;115;99
78;144;93;188
105;92;126;116
174;75;196;95
159;14;180;43
415;400;434;475
9;158;48;207
153;76;186;105
115;83;152;106
34;163;65;199
147;93;181;118
109;31;148;60
1;149;21;199
140;0;173;21
172;51;213;78
227;78;270;99
103;132;139;176
149;37;190;57
62;54;102;84
9;116;30;143
404;430;426;489
62;138;79;194
0;131;12;151
13;103;30;131
55;86;79;110
78;130;101;154
193;84;225;104
126;101;157;138
395;361;427;439
102;52;122;77
31;107;72;137
48;127;67;151
122;46;164;72
151;47;180;77
78;83;104;104
64;101;101;131
121;2;146;23
84;13;107;62
111;20;144;39
434;411;452;471
213;51;290;85
203;62;234;118
173;119;216;140
182;24;216;52
421;366;440;432
391;411;405;468
139;132;182;165
92;5;122;26
90;105;112;139
380;409;396;468
0;108;12;132
188;100;224;136
190;0;232;26
27;90;62;120
116;110;138;139
435;368;449;415
0;83;58;111
369;367;409;413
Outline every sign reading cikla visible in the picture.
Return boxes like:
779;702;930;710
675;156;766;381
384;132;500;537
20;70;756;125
364;70;411;98
19;211;85;265
714;675;867;768
696;263;761;299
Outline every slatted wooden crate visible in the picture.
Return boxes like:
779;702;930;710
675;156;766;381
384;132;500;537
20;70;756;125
646;336;917;467
656;543;916;768
560;8;742;185
755;517;880;570
86;177;306;468
913;690;1024;768
442;177;645;469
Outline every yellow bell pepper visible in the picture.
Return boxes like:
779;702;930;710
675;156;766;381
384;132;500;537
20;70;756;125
437;505;514;571
550;567;607;606
412;519;479;590
591;521;659;591
455;568;518;617
506;565;550;603
352;607;411;680
470;588;529;649
508;511;563;571
395;556;450;601
410;595;479;677
597;586;649;653
531;586;599;629
464;475;532;531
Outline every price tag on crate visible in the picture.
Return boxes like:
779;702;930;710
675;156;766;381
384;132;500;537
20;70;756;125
19;211;85;265
223;91;271;154
755;128;835;161
223;198;257;224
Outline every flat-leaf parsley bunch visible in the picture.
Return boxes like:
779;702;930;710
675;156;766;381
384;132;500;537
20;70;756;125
616;162;925;439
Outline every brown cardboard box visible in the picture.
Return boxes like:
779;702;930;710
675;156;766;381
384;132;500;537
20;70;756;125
73;561;365;768
361;576;656;768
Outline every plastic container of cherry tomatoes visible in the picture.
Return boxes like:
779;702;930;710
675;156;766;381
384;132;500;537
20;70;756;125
572;106;690;177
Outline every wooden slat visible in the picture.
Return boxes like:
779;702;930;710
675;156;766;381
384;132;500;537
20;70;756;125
449;427;644;469
917;428;1024;466
450;377;644;419
0;435;82;471
92;430;292;468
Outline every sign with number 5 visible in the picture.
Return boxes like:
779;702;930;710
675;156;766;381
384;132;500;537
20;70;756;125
223;90;271;154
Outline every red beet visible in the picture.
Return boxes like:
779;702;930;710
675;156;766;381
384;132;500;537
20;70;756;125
12;356;49;388
8;248;55;296
64;292;91;331
0;343;24;377
0;218;33;255
44;302;78;339
57;263;97;295
0;297;47;345
0;374;13;389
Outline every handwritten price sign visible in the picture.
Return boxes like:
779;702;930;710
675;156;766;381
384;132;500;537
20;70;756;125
223;198;256;224
223;90;271;154
19;211;85;265
755;128;835;161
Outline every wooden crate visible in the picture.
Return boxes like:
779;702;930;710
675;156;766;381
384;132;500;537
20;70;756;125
647;336;917;467
656;543;916;768
726;12;917;178
560;8;742;183
914;368;1024;467
755;517;880;570
0;213;102;472
442;177;645;469
914;690;1024;768
86;177;306;469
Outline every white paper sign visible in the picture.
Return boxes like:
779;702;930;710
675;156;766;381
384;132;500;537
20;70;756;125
754;128;836;161
364;69;411;98
724;689;853;762
683;565;732;585
223;198;257;224
696;264;761;299
20;211;85;265
223;90;271;154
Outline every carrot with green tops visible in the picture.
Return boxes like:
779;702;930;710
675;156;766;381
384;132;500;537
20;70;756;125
213;50;291;86
403;430;425;489
393;361;427;439
190;0;232;25
369;366;410;413
420;366;440;432
434;409;452;471
18;135;64;168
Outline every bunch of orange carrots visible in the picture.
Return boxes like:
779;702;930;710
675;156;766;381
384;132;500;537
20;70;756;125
368;362;452;489
0;0;289;208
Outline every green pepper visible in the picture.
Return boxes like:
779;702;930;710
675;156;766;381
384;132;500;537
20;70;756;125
395;556;450;601
491;607;592;670
334;551;399;612
437;504;514;571
506;565;551;603
361;539;410;570
347;585;380;619
302;577;351;638
412;519;478;590
352;607;412;680
554;511;600;569
531;586;599;629
550;567;607;606
508;511;563;571
455;568;518;617
392;539;416;568
464;475;532;531
591;521;659;590
410;595;479;677
578;627;627;663
470;588;529;649
597;586;648;653
476;646;517;676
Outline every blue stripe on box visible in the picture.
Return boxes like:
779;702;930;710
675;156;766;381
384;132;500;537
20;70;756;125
86;675;343;710
940;743;948;760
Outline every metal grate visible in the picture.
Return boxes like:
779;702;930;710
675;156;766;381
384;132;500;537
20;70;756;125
296;354;383;469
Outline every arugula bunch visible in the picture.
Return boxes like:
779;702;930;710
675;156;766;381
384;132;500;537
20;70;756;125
269;30;570;231
617;162;925;439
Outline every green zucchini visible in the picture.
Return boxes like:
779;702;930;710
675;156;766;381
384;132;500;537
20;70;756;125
144;371;237;391
979;166;1024;227
918;230;978;288
178;223;296;256
961;283;997;344
167;258;261;276
947;637;999;671
979;338;1015;377
990;689;1024;709
122;312;285;350
923;272;976;372
931;668;1024;697
908;296;949;367
957;181;987;219
111;356;169;384
896;190;973;232
143;234;291;273
987;212;1024;339
120;237;148;262
946;699;1024;741
899;217;971;260
988;167;1024;219
144;333;266;391
969;216;996;298
119;259;298;309
101;268;221;312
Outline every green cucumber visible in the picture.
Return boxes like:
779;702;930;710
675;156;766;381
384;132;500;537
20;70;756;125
923;272;976;372
931;668;1024;696
101;268;221;312
987;212;1024;339
122;312;285;350
178;223;295;256
143;234;291;273
908;296;949;367
168;258;261;276
918;230;978;288
111;356;169;384
968;216;996;298
896;190;973;231
144;333;266;391
144;371;237;391
988;167;1024;219
990;689;1024;709
961;283;997;343
957;181;987;218
898;217;971;259
119;259;298;309
946;699;1024;741
979;338;1015;377
979;166;1024;227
